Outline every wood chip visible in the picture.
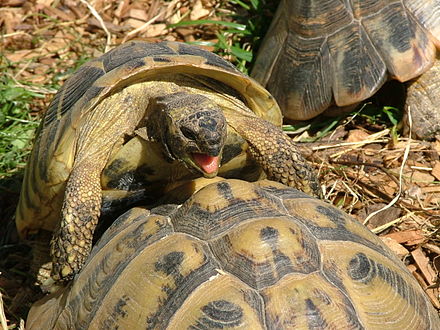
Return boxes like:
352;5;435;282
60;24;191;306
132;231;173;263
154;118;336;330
380;237;409;259
114;0;130;19
383;230;426;245
431;161;440;181
128;8;148;21
2;0;26;6
190;0;210;20
409;268;440;309
125;18;146;29
411;248;437;284
346;129;371;142
408;170;435;185
144;23;167;37
42;5;75;22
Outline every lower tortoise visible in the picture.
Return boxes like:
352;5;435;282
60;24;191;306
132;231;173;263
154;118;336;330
26;179;439;329
15;41;321;283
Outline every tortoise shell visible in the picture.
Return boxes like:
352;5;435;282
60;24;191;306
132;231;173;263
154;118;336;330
16;40;281;237
26;179;439;329
252;0;440;124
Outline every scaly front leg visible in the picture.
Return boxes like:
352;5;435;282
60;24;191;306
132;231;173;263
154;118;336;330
50;161;102;281
227;114;322;198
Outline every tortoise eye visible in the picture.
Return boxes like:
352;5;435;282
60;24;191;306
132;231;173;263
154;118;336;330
181;127;197;141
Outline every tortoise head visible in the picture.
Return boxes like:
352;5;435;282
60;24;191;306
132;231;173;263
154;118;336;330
148;92;227;178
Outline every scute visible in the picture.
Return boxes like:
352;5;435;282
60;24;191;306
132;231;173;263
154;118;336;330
101;41;175;73
43;62;105;127
16;40;282;239
176;42;239;72
252;0;440;121
26;179;439;329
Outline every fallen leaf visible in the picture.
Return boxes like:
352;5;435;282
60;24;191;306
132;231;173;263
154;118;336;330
358;204;401;230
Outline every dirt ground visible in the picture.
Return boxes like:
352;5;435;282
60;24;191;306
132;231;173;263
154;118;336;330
1;0;439;327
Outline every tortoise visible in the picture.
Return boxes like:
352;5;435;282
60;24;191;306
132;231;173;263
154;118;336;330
26;179;440;329
252;0;440;140
15;41;321;283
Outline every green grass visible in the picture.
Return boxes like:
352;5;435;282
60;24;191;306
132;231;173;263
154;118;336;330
170;0;279;73
0;77;43;178
283;103;403;142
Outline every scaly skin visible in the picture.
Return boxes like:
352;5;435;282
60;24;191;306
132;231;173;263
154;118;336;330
50;84;149;281
227;113;322;198
49;78;321;283
50;163;102;281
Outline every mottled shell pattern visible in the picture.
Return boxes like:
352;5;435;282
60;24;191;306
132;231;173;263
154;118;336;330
16;41;281;236
27;179;440;329
252;0;440;120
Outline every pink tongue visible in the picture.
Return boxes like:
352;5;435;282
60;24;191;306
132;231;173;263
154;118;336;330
192;153;219;174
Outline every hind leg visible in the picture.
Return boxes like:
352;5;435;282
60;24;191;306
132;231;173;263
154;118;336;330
404;57;440;140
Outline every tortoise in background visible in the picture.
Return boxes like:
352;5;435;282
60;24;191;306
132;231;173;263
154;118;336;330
26;179;440;329
252;0;440;140
16;41;321;283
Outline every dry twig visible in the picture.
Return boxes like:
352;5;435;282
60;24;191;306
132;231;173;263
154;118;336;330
79;0;112;51
363;107;413;225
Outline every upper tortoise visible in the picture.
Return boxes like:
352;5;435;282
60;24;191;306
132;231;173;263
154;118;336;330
16;41;321;283
252;0;440;139
26;179;440;329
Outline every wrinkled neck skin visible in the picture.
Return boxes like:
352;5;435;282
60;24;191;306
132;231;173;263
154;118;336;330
144;89;227;178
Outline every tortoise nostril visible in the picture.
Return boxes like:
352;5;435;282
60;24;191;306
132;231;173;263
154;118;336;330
180;127;197;141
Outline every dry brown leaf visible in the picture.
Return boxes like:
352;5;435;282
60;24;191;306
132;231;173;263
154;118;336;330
358;204;401;229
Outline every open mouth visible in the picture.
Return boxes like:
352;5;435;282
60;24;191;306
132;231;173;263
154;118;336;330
191;153;220;176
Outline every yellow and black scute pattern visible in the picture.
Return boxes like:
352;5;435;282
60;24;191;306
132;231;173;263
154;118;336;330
26;179;439;329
